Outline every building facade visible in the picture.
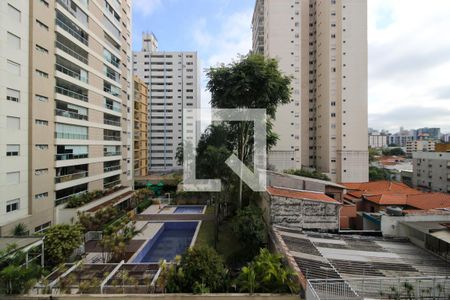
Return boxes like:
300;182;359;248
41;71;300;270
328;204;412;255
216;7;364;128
133;33;200;172
133;75;148;177
406;140;436;158
412;152;450;193
369;132;388;148
0;0;133;236
252;0;368;182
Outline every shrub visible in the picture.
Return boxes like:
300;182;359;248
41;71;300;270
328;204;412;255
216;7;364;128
78;207;120;232
231;205;267;257
284;168;331;181
165;246;228;293
236;248;299;294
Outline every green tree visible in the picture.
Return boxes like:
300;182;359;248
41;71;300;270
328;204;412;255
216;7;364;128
382;147;405;156
284;168;331;181
236;248;298;294
43;224;83;266
369;166;393;181
165;246;228;293
231;205;267;257
0;244;43;295
368;147;381;163
207;54;291;208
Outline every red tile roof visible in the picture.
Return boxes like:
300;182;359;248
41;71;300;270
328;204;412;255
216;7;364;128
341;180;450;210
267;186;340;204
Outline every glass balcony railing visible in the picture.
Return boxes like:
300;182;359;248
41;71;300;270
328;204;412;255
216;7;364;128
56;85;88;102
56;17;88;46
104;151;121;157
104;180;121;189
55;190;87;206
104;165;121;173
55;108;88;121
105;102;121;112
56;63;88;83
55;153;88;161
104;119;121;126
55;40;88;64
55;171;88;183
55;132;88;140
104;135;121;141
104;85;121;97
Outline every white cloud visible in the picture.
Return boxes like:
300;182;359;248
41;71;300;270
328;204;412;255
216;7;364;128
368;0;450;132
133;0;162;16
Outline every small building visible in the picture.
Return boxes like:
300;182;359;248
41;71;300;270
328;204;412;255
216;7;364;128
368;132;388;148
413;151;450;193
435;143;450;152
406;140;436;157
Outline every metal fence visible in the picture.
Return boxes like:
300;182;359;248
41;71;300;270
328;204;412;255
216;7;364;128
306;276;450;300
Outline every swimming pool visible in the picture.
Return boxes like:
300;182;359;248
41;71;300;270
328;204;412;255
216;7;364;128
174;205;205;214
133;222;199;263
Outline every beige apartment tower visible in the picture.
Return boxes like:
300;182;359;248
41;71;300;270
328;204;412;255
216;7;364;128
133;75;149;177
0;0;133;235
252;0;368;182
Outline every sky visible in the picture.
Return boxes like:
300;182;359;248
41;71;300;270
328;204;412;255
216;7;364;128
132;0;450;133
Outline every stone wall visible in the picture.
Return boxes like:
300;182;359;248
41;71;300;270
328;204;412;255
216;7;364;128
270;195;339;231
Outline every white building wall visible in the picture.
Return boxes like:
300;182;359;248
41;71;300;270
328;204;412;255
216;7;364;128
0;0;30;228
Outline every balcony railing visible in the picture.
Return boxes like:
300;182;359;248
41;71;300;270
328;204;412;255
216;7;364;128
55;108;88;121
105;103;121;112
55;132;88;140
56;85;88;102
104;151;121;157
55;171;88;183
56;63;88;83
56;17;88;45
104;165;121;172
103;86;121;97
55;190;87;206
55;40;88;64
56;153;88;161
104;180;121;189
104;119;121;127
104;135;121;141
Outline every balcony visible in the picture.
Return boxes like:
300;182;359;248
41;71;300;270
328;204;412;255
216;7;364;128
56;85;88;102
104;98;121;112
56;11;89;46
104;114;121;127
104;135;121;141
55;132;88;140
55;34;88;64
56;63;88;83
104;151;121;157
104;165;121;173
55;108;88;121
56;153;88;161
55;171;88;183
103;82;121;97
104;180;121;190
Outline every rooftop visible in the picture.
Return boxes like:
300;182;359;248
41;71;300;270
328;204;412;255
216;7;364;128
267;186;340;204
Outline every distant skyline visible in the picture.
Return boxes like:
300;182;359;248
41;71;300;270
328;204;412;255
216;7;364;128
132;0;450;132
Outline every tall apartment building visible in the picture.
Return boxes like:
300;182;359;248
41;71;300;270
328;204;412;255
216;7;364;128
369;132;388;148
252;0;368;182
0;0;133;236
133;33;200;172
406;140;436;158
413;152;450;193
133;75;148;177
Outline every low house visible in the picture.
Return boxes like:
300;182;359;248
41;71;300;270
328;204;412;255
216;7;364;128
260;186;341;231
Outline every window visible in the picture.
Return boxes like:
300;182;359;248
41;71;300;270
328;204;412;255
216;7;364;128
7;60;21;75
35;119;48;126
36;94;48;102
36;19;49;31
6;144;20;156
35;168;48;176
6;199;20;213
6;172;20;185
35;44;48;54
8;4;21;22
7;116;20;129
36;70;49;78
35;144;49;150
7;88;20;102
34;222;51;233
7;32;21;49
35;192;49;200
55;123;88;139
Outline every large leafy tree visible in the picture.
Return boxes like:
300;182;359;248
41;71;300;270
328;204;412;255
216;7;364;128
43;224;83;266
207;54;291;208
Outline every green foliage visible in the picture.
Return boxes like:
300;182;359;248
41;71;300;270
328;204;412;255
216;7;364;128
0;244;43;294
382;147;405;156
284;168;331;181
101;216;140;263
368;147;381;163
42;224;83;266
236;248;299;294
165;246;228;293
12;223;28;236
78;206;120;232
369;166;394;181
65;187;123;208
231;205;267;257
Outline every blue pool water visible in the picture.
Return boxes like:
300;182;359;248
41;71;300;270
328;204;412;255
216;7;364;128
134;222;198;263
174;205;204;214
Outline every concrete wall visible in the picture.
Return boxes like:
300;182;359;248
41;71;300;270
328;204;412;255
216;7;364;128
381;214;450;237
270;195;339;231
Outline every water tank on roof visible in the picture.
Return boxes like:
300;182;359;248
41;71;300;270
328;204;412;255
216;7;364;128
386;206;403;216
